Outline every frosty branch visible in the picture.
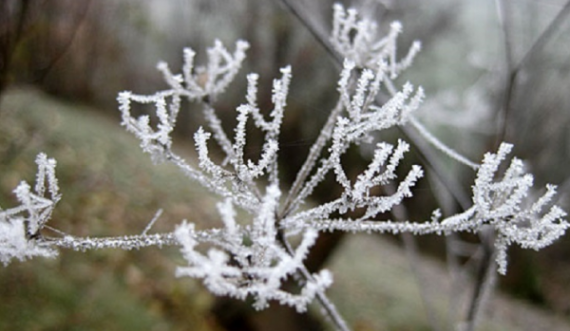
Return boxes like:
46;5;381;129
1;4;568;331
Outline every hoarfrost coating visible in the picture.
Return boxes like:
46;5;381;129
0;4;568;329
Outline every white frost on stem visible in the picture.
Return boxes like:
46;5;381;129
1;6;568;328
0;153;60;264
174;185;332;312
286;143;568;275
331;3;421;77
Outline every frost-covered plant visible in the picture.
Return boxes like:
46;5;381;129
1;4;568;331
0;153;60;265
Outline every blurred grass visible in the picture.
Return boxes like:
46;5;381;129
0;87;221;331
325;234;570;331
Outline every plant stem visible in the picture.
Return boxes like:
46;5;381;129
278;230;351;331
281;100;343;218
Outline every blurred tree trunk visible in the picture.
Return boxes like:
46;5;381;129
0;0;30;99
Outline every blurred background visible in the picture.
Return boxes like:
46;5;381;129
1;0;570;330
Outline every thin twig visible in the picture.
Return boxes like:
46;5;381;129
408;117;480;170
35;1;92;83
0;0;30;95
387;181;444;331
277;0;342;68
495;0;516;146
515;0;570;72
400;125;472;210
43;232;179;251
278;0;474;212
495;0;570;145
428;171;467;330
142;209;163;235
279;231;351;331
464;228;496;331
281;100;344;218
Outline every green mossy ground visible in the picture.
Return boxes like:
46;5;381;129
0;88;220;331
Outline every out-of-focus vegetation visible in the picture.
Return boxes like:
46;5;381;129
0;88;221;331
326;234;570;331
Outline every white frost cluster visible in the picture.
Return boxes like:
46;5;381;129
112;7;427;309
174;185;332;312
331;3;421;77
117;40;332;310
0;153;59;264
117;40;249;163
0;218;55;265
441;143;569;274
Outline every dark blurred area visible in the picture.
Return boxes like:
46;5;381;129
1;0;125;108
2;0;570;330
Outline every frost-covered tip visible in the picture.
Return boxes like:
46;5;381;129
118;93;176;163
182;47;197;87
34;153;60;200
157;61;184;90
12;153;60;237
194;127;229;180
337;57;423;137
469;143;569;274
0;218;57;265
204;39;250;96
330;4;420;77
246;73;259;108
271;66;292;108
0;153;60;265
